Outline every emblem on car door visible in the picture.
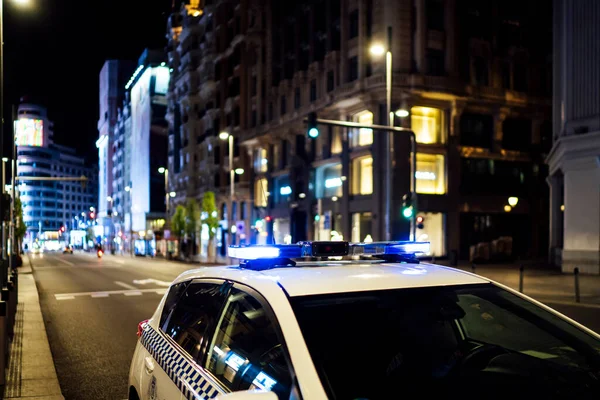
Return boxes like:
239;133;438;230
148;375;157;400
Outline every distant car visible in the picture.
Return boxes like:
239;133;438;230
31;246;43;254
128;241;600;400
63;245;73;254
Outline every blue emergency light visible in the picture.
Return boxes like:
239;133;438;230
228;241;430;268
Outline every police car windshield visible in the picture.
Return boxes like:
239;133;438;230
290;284;600;399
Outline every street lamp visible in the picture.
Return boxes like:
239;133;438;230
220;132;235;247
124;184;133;256
158;167;170;226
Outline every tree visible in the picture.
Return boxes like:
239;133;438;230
171;205;186;258
15;198;26;251
184;198;201;258
201;192;219;262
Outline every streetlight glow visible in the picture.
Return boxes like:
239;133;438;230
370;44;385;56
1;157;7;162
158;167;165;174
125;186;131;192
107;196;112;202
395;109;409;118
504;205;512;212
234;168;244;175
169;191;176;198
219;131;230;140
508;197;519;207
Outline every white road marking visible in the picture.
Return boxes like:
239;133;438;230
57;258;74;266
115;281;137;290
114;259;126;264
133;278;171;287
155;289;167;295
53;287;166;300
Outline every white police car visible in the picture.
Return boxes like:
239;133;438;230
128;241;600;400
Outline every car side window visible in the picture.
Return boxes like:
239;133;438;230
205;287;293;399
160;281;228;361
159;281;189;329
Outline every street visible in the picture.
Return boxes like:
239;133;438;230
30;251;199;400
29;253;600;400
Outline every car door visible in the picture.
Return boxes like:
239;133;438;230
139;279;229;400
201;284;301;400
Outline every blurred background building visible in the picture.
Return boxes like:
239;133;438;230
165;0;552;261
16;102;97;249
548;0;600;274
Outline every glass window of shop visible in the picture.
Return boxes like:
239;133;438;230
351;212;373;243
350;111;373;147
415;212;445;256
274;175;291;204
411;106;444;144
254;178;268;207
416;153;446;194
316;163;343;199
254;148;268;172
351;156;373;195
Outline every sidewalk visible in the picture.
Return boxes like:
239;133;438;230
4;255;63;399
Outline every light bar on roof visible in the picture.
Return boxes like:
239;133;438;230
350;241;430;256
228;246;281;260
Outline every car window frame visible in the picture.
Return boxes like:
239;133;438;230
200;281;301;399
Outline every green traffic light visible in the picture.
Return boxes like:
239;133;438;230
402;207;413;219
308;127;319;138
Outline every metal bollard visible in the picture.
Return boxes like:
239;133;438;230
574;267;580;303
7;282;15;339
1;288;11;342
0;301;6;386
471;263;476;274
519;265;524;293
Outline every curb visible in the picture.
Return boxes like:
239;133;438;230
4;254;64;400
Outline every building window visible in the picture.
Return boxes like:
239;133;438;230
513;62;528;92
416;153;446;194
310;79;317;102
327;70;335;92
415;212;445;256
280;96;287;116
349;9;359;39
426;49;445;76
254;178;268;207
254;148;268;172
348;56;359;82
351;212;373;243
426;0;445;31
411;106;444;144
294;88;301;109
331;127;342;154
502;118;532;151
316;163;342;199
351;156;373;195
350;110;373;147
460;113;493;149
472;56;489;86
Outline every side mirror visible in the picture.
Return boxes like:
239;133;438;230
214;390;278;400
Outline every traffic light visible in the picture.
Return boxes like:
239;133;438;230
307;112;319;139
416;215;424;230
401;193;413;219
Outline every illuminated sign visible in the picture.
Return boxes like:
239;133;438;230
279;186;292;196
325;177;342;188
153;66;170;95
15;118;44;147
415;171;436;180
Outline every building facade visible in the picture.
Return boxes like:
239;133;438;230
103;50;170;256
16;102;97;247
547;0;600;274
168;0;552;260
97;60;134;245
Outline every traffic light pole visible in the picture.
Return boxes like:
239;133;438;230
304;117;417;240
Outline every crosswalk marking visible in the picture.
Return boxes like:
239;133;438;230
115;281;137;290
124;291;142;296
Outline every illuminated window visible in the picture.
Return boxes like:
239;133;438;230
416;153;446;194
411;106;444;144
351;156;373;195
415;212;445;256
350;111;373;147
316;164;342;198
254;178;268;207
351;212;373;243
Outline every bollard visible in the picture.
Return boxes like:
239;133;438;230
471;263;476;274
7;282;15;339
0;301;6;386
574;267;580;303
519;265;524;293
1;288;11;343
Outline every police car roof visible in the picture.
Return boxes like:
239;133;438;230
172;261;490;297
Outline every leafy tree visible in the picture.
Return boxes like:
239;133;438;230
201;192;219;262
15;198;26;244
171;205;186;257
184;198;201;257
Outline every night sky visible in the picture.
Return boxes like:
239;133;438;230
3;0;173;163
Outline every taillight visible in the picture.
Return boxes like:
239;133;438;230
137;319;149;338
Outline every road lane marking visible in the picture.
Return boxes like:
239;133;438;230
56;258;75;266
114;259;126;264
132;278;171;287
115;281;137;290
53;287;165;300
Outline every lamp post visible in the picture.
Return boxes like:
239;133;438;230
370;26;415;240
158;167;169;225
125;185;133;256
107;195;114;252
219;131;235;248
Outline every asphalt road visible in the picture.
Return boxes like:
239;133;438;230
30;251;199;400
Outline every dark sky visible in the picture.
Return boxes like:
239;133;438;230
3;0;173;164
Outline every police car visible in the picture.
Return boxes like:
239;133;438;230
128;241;600;400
